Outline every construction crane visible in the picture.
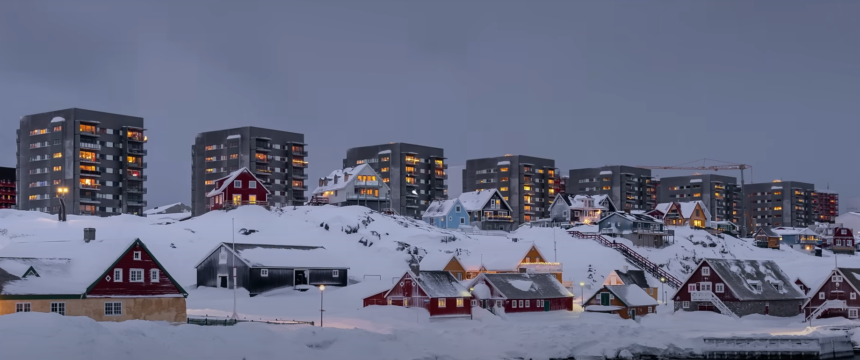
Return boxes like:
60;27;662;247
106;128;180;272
636;158;753;236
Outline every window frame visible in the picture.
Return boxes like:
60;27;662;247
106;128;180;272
332;269;339;277
456;298;464;307
682;301;690;309
715;283;725;293
129;268;144;283
819;292;825;300
234;180;242;188
15;302;31;313
701;267;710;276
150;269;160;282
113;268;123;282
438;298;446;308
133;251;141;261
512;300;517;308
261;269;269;277
51;302;66;316
104;302;122;316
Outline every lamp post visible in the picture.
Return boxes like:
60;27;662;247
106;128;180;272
579;282;585;305
56;187;68;221
319;285;325;327
660;277;666;306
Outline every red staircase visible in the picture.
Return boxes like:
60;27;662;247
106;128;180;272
568;230;682;289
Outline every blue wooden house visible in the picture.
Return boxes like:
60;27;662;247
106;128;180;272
422;198;470;229
598;211;669;247
773;227;820;246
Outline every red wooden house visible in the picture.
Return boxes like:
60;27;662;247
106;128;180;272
831;228;856;255
468;272;574;314
672;258;806;318
0;236;187;322
802;267;860;321
207;167;271;211
362;270;473;319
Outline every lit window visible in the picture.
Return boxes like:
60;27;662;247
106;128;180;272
53;166;62;171
205;180;214;185
381;157;390;162
438;298;446;308
500;167;509;172
53;152;62;158
602;186;611;190
230;154;238;159
383;178;390;183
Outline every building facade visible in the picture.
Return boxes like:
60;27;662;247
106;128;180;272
343;143;446;218
17;108;147;216
815;190;839;224
568;166;655;212
657;174;740;223
744;181;816;230
0;166;14;209
310;164;390;211
462;155;559;224
206;168;271;211
191;127;307;216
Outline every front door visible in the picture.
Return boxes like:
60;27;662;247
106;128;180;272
295;270;308;286
630;308;636;320
249;195;257;205
232;194;242;205
600;293;610;306
544;299;551;311
219;275;228;288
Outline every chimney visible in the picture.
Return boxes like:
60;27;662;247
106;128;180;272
408;256;420;275
84;228;96;243
623;265;628;273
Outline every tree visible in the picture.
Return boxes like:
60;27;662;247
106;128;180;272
587;264;597;283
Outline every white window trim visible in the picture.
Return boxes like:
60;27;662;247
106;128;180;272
150;269;160;282
261;269;269;277
104;302;122;316
715;283;725;293
519;300;524;308
114;268;123;282
332;270;339;277
850;309;859;319
456;298;464;307
702;267;710;276
682;301;690;309
471;299;477;307
129;268;144;283
512;300;517;308
51;302;66;316
234;180;242;188
249;181;257;189
819;292;825;300
133;251;141;260
16;302;31;313
438;298;446;308
852;292;857;300
525;300;530;308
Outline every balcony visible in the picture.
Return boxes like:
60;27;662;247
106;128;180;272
291;172;308;180
127;133;145;142
291;150;308;157
355;180;379;187
255;143;271;152
127;147;147;156
79;196;101;204
127;161;146;169
434;183;445;189
292;195;307;203
434;172;447;179
406;203;419;208
434;162;447;169
484;214;513;222
80;142;101;151
347;194;387;201
128;173;147;181
79;128;99;137
522;168;534;175
291;185;308;191
79;169;101;177
254;155;268;163
79;156;99;164
518;262;562;273
127;187;147;194
255;167;273;175
406;192;418;198
292;161;308;168
127;199;147;207
80;183;100;190
406;181;418;187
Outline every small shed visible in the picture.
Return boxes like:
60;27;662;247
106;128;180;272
603;266;658;301
194;242;349;296
467;273;574;314
364;270;472;318
584;284;658;320
753;227;781;249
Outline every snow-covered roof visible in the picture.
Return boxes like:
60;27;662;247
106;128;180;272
474;273;573;300
604;285;658;307
772;227;818;237
599;171;613;175
562;194;614;210
611;268;650;288
423;199;460;218
215;243;348;269
837;268;860;297
654;201;710;221
600;212;661;224
207;167;271;197
50;117;65;123
653;203;672;215
226;134;241;140
585;305;624;312
458;189;508;212
143;203;190;215
0;238;157;296
478;243;545;271
419;252;457;271
755;227;781;238
312;164;373;194
410;271;471;298
497;161;511;166
700;258;806;301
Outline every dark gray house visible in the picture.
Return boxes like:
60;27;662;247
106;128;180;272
568;166;655;212
744;181;816;232
462;155;559;225
598;211;669;247
191;127;308;216
458;189;516;231
343;143;446;218
195;242;349;296
657;174;741;223
673;258;805;318
17;108;147;216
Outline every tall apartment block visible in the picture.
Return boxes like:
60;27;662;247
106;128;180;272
462;155;559;224
657;174;741;222
0;166;15;209
16;108;147;216
568;166;655;211
343;143;446;218
744;181;815;229
191;127;308;216
814;189;839;223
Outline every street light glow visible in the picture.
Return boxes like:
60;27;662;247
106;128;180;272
579;282;584;287
319;285;325;291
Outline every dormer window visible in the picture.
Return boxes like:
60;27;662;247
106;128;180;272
832;275;844;283
702;267;710;276
748;280;762;293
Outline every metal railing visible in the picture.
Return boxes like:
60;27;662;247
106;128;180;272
80;142;101;150
569;230;682;288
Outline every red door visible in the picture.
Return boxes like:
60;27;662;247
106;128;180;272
403;280;412;297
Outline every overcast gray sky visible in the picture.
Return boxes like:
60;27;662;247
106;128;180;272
2;1;858;211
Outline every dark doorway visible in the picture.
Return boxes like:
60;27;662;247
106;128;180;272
219;275;228;288
295;270;308;286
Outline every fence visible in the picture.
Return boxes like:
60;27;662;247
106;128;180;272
186;315;314;326
569;230;682;288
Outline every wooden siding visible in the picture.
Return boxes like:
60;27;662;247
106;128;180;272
586;287;656;319
380;272;472;317
309;269;348;286
195;245;251;291
443;259;467;281
673;260;739;303
470;278;573;313
804;270;860;319
0;297;186;322
521;246;545;264
248;268;294;296
89;242;183;297
209;171;269;210
363;291;388;307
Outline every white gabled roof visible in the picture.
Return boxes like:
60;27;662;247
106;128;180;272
654;202;673;215
772;227;818;236
312;164;387;195
458;189;509;212
207;167;271;197
423;199;461;218
565;194;613;210
604;285;658;307
419;252;458;271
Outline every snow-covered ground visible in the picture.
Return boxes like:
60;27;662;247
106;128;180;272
1;206;859;359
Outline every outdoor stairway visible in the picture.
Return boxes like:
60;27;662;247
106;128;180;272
692;291;739;319
568;230;682;289
806;300;847;322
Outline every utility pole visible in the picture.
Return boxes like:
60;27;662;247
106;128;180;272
231;218;238;320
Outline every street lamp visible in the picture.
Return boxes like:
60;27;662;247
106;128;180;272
660;277;666;306
56;187;68;222
319;285;325;327
579;282;585;305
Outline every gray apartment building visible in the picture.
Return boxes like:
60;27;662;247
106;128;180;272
568;166;655;212
744;181;816;231
191;127;308;216
462;155;559;224
657;174;741;223
16;108;147;216
342;143;446;218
